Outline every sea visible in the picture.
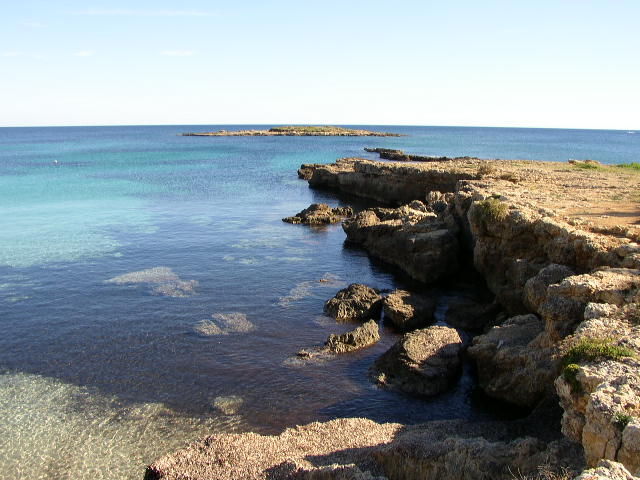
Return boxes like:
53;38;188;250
1;125;638;479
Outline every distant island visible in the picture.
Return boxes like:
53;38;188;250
182;126;403;137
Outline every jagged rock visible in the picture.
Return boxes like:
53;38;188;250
383;290;436;331
372;326;463;396
555;305;640;474
324;284;383;321
524;264;576;313
342;206;459;284
283;203;353;225
444;296;501;332
540;268;640;341
574;460;639;480
468;314;557;407
325;320;380;353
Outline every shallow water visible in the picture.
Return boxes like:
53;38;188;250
1;125;638;479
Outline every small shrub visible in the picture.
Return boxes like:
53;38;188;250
499;173;520;183
612;412;633;431
476;197;509;223
562;338;635;368
477;163;496;177
562;363;582;393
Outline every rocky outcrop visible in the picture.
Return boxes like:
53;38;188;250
383;290;436;331
325;320;381;353
372;326;463;396
183;126;402;137
146;415;584;480
342;203;459;284
324;284;383;321
555;302;640;475
303;158;479;205
283;203;353;225
468;314;556;407
364;147;473;163
574;460;639;480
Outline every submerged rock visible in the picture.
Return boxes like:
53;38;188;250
106;266;198;297
324;284;383;321
325;320;381;353
283;203;353;225
383;289;436;331
372;325;463;396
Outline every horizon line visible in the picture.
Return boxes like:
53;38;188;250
0;122;637;132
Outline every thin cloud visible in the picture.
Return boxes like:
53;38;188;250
74;50;95;57
1;51;22;57
160;50;194;57
21;21;43;28
77;9;212;17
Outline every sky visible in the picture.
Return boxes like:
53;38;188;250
1;1;639;129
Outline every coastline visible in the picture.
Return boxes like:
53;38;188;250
181;126;403;137
146;155;640;479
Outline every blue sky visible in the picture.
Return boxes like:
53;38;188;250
1;1;639;129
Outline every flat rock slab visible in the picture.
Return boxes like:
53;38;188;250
372;325;463;396
324;284;383;322
283;203;353;225
383;289;436;331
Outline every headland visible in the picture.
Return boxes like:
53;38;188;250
146;154;640;480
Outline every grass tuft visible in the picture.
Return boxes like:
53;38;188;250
477;197;509;222
562;363;582;393
616;162;640;170
562;338;635;368
612;412;633;431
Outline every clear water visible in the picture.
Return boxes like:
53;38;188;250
1;125;638;479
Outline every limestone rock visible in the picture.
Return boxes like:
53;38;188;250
372;326;463;396
342;206;459;285
324;284;383;321
468;314;556;407
524;263;576;313
573;460;639;480
383;290;436;331
540;268;640;341
325;320;380;353
283;203;353;225
555;305;640;475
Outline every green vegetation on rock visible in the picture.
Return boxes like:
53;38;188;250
562;338;635;367
477;197;509;222
562;363;582;393
612;412;633;431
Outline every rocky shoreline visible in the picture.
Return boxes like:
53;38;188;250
182;126;402;137
146;156;640;479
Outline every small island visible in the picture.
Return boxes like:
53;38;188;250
182;125;403;137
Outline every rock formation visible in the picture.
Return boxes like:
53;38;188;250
372;326;463;396
324;284;383;322
283;203;353;225
382;289;436;331
325;320;381;354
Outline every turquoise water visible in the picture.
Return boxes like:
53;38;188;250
0;125;638;479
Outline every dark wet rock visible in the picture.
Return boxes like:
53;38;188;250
325;320;380;353
372;325;463;396
468;314;556;407
444;296;501;332
283;203;353;225
383;289;436;331
342;206;459;285
324;284;383;321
